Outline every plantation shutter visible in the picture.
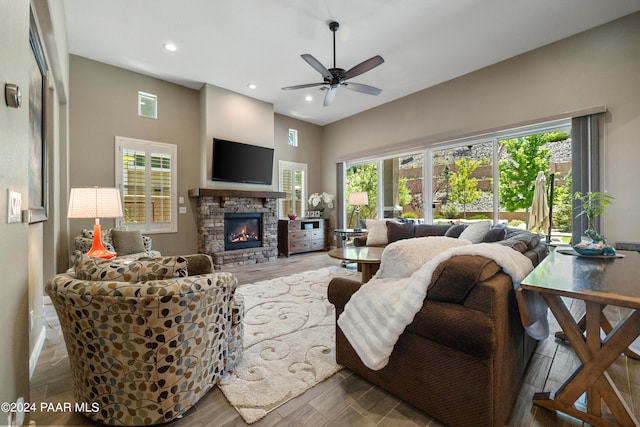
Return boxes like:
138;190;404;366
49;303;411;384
278;161;307;218
116;137;177;233
282;169;294;215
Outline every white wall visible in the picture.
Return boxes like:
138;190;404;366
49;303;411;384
322;12;640;246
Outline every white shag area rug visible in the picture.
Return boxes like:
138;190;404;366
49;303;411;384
218;266;359;424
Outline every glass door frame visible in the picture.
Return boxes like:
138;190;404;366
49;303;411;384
341;118;571;227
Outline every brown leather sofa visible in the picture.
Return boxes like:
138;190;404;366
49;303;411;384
328;230;547;427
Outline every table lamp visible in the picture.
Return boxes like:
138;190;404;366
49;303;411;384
348;192;368;231
68;187;123;259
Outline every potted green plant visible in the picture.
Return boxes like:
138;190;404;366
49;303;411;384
574;191;614;233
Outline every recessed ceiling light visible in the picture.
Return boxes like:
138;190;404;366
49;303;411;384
163;42;177;52
305;95;313;102
247;83;257;90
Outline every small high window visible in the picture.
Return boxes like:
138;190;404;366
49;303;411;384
288;129;298;147
138;91;157;119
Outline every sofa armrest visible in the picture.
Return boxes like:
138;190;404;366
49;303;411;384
352;235;368;247
328;277;364;315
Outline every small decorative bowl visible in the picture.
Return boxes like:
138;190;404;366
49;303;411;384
287;214;297;220
573;245;604;256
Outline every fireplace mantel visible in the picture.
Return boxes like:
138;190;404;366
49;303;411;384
189;188;286;208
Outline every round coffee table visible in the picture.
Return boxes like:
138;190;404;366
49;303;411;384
328;246;384;282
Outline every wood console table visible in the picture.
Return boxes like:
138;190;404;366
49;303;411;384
520;250;640;426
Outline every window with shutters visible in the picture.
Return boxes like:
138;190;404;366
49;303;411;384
279;160;307;218
115;136;177;233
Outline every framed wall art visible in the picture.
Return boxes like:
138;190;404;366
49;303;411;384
28;9;48;223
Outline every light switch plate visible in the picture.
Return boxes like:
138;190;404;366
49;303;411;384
7;189;21;223
179;206;187;214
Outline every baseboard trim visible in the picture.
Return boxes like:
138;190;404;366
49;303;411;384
30;325;46;379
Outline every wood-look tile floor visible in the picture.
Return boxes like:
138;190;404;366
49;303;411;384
30;251;640;426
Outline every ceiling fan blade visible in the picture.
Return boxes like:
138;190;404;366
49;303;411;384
343;82;382;96
282;82;326;90
301;54;332;81
343;55;384;80
323;87;337;107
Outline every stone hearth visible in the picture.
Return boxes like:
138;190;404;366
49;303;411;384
189;189;285;269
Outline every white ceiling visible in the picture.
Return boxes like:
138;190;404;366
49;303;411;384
62;0;640;126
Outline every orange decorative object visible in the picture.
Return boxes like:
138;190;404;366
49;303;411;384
86;223;117;259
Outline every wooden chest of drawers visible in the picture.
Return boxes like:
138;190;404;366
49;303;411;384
278;218;330;256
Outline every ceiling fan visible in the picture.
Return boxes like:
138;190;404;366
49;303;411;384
282;21;384;107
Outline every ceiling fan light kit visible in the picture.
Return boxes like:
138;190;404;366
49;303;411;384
282;21;384;106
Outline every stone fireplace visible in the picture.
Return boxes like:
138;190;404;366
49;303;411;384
189;188;285;269
224;212;262;251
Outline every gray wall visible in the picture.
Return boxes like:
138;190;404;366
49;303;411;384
0;0;70;412
322;12;640;245
0;0;31;408
200;84;275;190
274;113;324;197
69;55;201;256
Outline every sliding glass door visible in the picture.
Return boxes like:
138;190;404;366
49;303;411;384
345;152;425;227
342;119;572;242
431;141;494;223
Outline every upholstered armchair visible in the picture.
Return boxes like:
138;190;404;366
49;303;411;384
46;252;243;426
73;228;161;259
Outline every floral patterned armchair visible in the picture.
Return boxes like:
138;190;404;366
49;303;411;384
46;252;243;425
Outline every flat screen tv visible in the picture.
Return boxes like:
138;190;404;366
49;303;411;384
212;138;274;185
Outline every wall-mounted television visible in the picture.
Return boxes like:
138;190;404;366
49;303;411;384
212;138;274;185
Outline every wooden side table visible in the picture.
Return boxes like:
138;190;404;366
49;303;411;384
520;250;640;426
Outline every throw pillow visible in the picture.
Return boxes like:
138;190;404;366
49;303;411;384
502;231;541;250
365;219;390;246
427;255;502;303
73;251;188;281
444;224;467;238
386;221;415;244
458;221;491;243
481;227;507;243
111;229;146;255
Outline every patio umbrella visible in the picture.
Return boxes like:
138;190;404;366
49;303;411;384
528;171;550;233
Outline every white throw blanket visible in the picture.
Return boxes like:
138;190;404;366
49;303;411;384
337;242;549;370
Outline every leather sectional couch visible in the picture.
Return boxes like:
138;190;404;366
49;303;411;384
328;223;547;427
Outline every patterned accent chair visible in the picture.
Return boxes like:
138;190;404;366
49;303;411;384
74;228;162;260
46;252;243;426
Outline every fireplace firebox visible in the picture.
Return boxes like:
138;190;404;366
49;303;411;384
224;213;262;251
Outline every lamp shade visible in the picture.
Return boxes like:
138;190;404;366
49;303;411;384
348;192;369;206
67;187;123;219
